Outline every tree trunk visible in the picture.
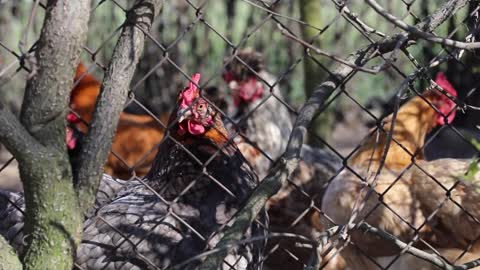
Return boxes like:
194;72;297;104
0;235;22;270
1;0;91;269
299;0;334;146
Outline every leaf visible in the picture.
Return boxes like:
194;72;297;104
460;139;480;183
464;158;479;182
472;138;480;152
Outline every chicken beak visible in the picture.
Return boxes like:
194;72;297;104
177;108;192;123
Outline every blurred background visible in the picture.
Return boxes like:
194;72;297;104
1;0;479;190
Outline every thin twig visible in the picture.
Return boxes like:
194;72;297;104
321;222;480;270
335;1;386;38
171;232;313;270
277;23;383;74
357;222;480;270
365;0;480;49
0;103;44;164
18;0;41;78
341;75;414;240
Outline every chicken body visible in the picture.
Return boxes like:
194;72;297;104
349;72;457;172
0;174;128;255
105;113;167;178
78;138;264;269
320;74;480;270
323;159;480;270
223;48;341;183
226;68;293;180
81;75;267;269
349;90;439;172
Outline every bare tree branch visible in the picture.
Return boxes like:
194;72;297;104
199;157;299;270
375;0;469;55
358;222;480;270
277;24;382;74
20;1;90;149
74;0;163;212
365;0;480;50
336;3;386;38
200;0;469;268
320;222;480;270
0;103;43;164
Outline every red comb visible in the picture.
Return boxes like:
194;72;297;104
434;72;458;125
180;73;201;109
435;72;457;97
67;113;81;123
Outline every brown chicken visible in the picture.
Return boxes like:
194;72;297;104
320;73;480;270
69;63;167;179
70;63;102;132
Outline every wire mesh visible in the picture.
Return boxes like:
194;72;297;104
0;0;480;269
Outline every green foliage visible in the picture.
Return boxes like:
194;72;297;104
463;139;480;182
464;158;479;181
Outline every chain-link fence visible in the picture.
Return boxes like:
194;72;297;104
1;0;480;269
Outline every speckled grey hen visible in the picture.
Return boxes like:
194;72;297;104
0;73;267;270
223;48;293;180
77;73;266;270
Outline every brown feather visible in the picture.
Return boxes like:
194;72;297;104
350;91;441;171
70;63;167;179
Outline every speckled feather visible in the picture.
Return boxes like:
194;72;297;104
0;141;266;270
82;131;266;270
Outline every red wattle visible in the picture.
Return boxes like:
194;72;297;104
177;120;206;135
66;127;77;150
434;72;458;125
234;77;264;106
187;120;205;135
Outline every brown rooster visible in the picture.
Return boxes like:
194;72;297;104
70;63;167;179
0;73;267;269
223;49;345;270
319;73;480;270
